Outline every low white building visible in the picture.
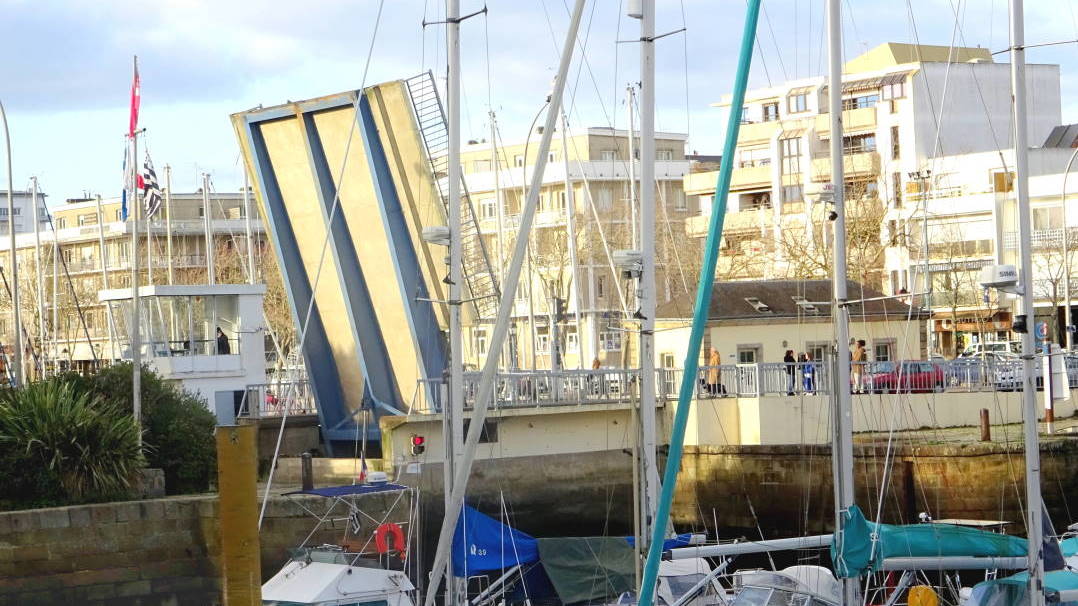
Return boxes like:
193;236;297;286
98;283;268;422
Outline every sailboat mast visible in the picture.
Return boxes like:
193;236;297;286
165;165;174;285
825;0;858;603
202;173;215;285
1;101;21;387
32;177;44;379
130;128;142;444
445;1;464;605
95;195;117;363
560;114;584;369
244;171;256;284
635;0;660;553
1010;0;1045;603
626;87;639;250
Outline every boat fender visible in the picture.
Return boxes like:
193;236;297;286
375;522;407;557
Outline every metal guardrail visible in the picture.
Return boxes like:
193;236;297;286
407;357;1078;413
238;381;317;418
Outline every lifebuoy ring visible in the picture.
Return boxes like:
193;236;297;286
375;522;406;557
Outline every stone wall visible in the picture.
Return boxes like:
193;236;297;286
0;493;336;606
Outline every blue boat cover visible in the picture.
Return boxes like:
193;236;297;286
968;570;1078;606
625;533;696;551
284;483;409;498
832;505;1027;578
1062;536;1078;558
452;506;539;577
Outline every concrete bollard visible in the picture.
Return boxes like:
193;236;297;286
301;452;314;491
980;409;991;442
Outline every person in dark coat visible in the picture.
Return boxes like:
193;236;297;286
784;349;797;395
216;326;231;355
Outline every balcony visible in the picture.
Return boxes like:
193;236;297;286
684;170;720;196
809;151;880;182
814;106;877;135
731;164;772;190
1002;228;1078;250
737;120;782;145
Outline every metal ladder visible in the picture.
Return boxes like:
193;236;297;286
404;71;501;319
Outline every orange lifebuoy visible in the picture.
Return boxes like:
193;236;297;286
375;522;406;557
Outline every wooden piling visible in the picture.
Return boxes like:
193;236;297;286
217;424;261;605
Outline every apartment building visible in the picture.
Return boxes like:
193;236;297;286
0;190;50;235
0;190;270;371
457;126;693;369
683;42;1061;292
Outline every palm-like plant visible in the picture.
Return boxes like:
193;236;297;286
0;381;143;501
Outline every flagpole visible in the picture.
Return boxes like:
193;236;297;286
129;55;142;445
31;177;44;379
96;195;117;362
165;165;174;285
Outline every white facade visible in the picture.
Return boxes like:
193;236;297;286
0;190;49;235
98;284;268;422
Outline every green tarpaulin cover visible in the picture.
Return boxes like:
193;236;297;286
536;537;636;605
831;505;1028;578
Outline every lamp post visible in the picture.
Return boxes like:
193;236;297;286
910;169;933;353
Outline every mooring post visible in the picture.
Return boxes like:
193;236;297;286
217;424;262;605
980;409;991;442
300;452;314;491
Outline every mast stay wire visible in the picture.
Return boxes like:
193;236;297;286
258;0;387;529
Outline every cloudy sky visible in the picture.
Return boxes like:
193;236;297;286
3;0;1078;202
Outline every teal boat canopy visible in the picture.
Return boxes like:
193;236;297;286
831;505;1028;578
968;570;1078;605
1061;536;1078;558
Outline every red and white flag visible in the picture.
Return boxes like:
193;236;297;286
128;57;140;137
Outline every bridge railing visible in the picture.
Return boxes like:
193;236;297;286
405;356;1078;413
238;381;318;418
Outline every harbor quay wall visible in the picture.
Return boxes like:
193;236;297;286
0;493;339;606
675;440;1078;537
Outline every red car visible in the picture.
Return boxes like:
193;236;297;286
859;361;944;394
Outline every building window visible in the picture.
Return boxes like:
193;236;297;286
599;329;621;352
762;102;779;122
674;190;687;211
473;159;492;172
656;149;673;161
1033;206;1063;230
479;198;497;220
787;92;808;113
782;185;804;205
873;340;894;362
566;329;579;353
474;329;488;356
597;275;606;298
55;217;67;228
536;328;550;353
600;149;617;162
842;94;879;111
736;346;760;364
842;133;876;154
114;210;122;221
513;154;525;168
892;172;903;209
78;213;98;226
807;342;831;362
596;188;613;211
548;152;557;163
882;80;906;100
743;192;772;210
557;190;567;210
738;147;771;168
780;137;801;174
891;126;901;160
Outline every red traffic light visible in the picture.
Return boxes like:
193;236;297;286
411;435;425;446
410;434;426;456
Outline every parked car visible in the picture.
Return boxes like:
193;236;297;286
945;351;1016;388
860;361;944;393
993;351;1078;391
960;341;1021;357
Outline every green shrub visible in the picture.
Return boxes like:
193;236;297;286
85;363;217;495
0;381;143;506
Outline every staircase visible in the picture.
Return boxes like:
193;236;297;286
404;71;501;319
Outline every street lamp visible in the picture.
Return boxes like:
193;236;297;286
909;169;933;351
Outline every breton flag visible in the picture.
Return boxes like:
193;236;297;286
140;152;163;218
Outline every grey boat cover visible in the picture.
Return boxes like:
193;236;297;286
536;537;635;605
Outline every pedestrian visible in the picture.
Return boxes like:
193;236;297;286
216;326;231;355
851;339;866;393
784;349;796;395
707;347;721;395
802;352;816;394
589;357;602;394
